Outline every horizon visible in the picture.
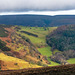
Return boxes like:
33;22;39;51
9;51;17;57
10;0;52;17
1;10;75;16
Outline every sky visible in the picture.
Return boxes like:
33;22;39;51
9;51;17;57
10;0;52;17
0;0;75;15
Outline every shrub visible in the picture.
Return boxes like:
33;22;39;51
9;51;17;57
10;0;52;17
37;61;42;66
0;40;6;49
14;63;18;65
21;31;38;37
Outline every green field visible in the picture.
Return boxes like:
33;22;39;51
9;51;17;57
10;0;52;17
47;58;60;66
18;26;57;46
38;46;52;57
38;46;60;66
67;58;75;64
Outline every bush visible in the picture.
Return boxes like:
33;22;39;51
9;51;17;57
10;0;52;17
0;26;8;37
21;31;38;37
37;61;42;66
1;47;11;51
14;63;18;65
0;40;6;49
0;40;11;51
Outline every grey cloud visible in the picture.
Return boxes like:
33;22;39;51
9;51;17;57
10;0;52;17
0;0;75;12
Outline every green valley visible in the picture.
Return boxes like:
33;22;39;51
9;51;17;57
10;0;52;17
0;24;75;70
15;26;60;66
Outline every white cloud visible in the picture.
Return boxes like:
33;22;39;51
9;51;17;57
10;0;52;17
1;10;75;16
0;0;75;12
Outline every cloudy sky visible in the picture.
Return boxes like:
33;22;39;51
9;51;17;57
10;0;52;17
0;0;75;15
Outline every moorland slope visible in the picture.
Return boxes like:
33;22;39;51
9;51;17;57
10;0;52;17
0;64;75;75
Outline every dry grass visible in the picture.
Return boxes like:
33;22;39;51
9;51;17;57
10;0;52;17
0;64;75;75
0;53;40;70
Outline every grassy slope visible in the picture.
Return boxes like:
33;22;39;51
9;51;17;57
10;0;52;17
18;27;57;45
0;53;40;70
38;47;59;66
16;26;60;66
38;46;52;57
67;58;75;64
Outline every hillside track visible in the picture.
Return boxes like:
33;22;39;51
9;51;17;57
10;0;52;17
0;64;75;75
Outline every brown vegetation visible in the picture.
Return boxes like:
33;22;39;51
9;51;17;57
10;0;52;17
0;28;14;45
0;26;49;68
0;64;75;75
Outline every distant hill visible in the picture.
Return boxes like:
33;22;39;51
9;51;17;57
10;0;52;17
0;15;75;27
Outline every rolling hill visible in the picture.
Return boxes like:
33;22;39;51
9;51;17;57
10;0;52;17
0;15;75;27
46;24;75;64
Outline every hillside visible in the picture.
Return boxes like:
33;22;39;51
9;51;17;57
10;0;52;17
0;15;75;27
0;64;75;75
0;53;40;70
15;26;59;66
46;25;75;51
0;25;50;70
46;25;75;64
